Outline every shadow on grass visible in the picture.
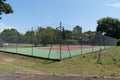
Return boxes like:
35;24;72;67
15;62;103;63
43;60;58;65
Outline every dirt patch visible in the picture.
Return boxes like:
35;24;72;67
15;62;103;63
0;58;15;63
2;58;15;62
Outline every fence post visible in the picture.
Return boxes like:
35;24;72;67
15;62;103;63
97;32;102;64
31;27;34;56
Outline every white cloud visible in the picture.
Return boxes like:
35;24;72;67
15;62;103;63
105;3;120;8
0;22;14;32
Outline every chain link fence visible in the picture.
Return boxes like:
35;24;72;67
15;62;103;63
0;26;118;63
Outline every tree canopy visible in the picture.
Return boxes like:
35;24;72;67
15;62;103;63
0;29;20;43
0;0;13;19
73;25;82;39
96;17;120;39
35;27;55;46
0;25;96;46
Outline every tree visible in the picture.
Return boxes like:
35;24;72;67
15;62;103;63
73;25;82;39
0;29;20;43
19;34;26;43
0;38;3;46
64;30;72;39
96;17;120;39
0;0;13;19
83;30;96;39
24;31;34;44
36;27;55;46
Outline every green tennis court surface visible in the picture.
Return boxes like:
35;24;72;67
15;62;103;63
0;45;111;60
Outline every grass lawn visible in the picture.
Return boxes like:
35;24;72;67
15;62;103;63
0;46;120;77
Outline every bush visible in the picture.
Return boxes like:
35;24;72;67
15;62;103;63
117;39;120;46
0;38;4;47
67;39;79;45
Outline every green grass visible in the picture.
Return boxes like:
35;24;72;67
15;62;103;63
0;46;120;77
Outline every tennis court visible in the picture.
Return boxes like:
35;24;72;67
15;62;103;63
0;44;110;60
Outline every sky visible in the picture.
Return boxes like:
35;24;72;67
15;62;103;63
1;0;120;33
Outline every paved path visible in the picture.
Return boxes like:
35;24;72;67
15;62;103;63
0;73;119;80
